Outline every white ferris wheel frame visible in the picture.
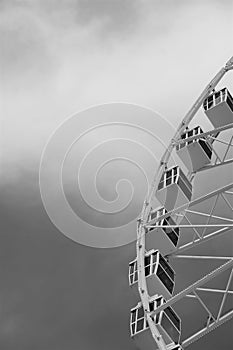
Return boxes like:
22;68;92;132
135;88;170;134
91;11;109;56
136;56;233;350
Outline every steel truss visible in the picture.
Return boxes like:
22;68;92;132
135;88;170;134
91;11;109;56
149;259;233;348
136;56;233;350
143;183;233;256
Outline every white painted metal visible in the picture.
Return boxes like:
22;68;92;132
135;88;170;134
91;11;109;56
149;260;233;317
182;311;233;348
147;224;233;229
173;123;233;147
145;183;233;230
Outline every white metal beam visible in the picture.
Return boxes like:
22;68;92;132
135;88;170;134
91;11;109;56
182;310;233;348
149;260;233;317
168;227;231;256
174;255;233;260
191;287;233;295
185;208;233;223
173;123;233;146
146;224;233;229
196;157;233;172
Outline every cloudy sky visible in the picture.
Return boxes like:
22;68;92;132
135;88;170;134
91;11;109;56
1;1;233;349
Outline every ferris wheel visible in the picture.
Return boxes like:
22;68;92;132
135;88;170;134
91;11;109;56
128;56;233;350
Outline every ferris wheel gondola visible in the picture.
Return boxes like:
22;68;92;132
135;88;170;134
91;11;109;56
130;295;181;350
176;126;214;173
129;249;176;300
145;207;180;254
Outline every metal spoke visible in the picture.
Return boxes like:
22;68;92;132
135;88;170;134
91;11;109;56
221;192;233;212
146;224;233;229
181;213;202;239
169;227;231;256
145;183;233;228
194;287;233;294
197;157;233;172
186;208;233;223
173;123;233;146
222;134;233;162
193;290;216;322
208;135;233;147
217;268;233;321
149;259;233;317
182;310;233;348
174;255;233;260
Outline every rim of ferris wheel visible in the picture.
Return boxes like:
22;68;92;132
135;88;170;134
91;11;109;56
131;56;233;350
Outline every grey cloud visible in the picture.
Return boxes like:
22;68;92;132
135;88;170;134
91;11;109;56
0;0;142;89
0;0;141;36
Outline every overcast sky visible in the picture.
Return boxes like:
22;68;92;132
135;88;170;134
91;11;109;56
1;1;233;349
